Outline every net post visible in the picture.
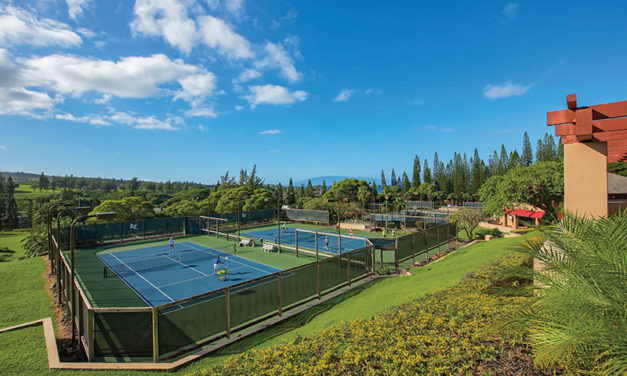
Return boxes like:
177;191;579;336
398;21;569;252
87;309;94;361
347;251;351;287
316;262;321;299
277;273;282;316
394;238;399;274
225;287;231;339
295;230;299;258
152;307;159;362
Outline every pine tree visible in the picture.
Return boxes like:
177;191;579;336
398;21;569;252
433;153;441;189
543;132;557;161
299;185;305;199
536;139;544;162
321;180;328;195
412;155;421;188
471;149;484;195
423;159;432;183
489;150;499;176
390;169;397;186
38;172;49;191
499;145;509;174
0;174;5;231
437;161;448;195
558;140;564;160
380;170;387;189
287;178;296;204
5;177;18;229
509;150;521;167
522;131;533;166
305;179;314;198
401;172;411;193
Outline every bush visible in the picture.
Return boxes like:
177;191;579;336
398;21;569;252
474;226;502;239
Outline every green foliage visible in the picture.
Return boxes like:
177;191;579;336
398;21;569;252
508;212;627;375
474;226;502;239
89;196;155;221
194;253;543;376
479;161;563;217
448;207;486;240
608;162;627;177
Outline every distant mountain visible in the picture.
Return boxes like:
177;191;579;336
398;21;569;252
294;176;381;187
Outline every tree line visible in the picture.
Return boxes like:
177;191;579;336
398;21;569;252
0;174;19;230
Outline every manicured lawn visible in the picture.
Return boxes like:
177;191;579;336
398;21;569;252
0;230;536;375
14;184;59;199
0;230;30;261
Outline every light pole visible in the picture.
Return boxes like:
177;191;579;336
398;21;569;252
324;197;347;253
226;196;249;238
264;197;282;247
46;201;73;270
69;211;116;347
56;206;90;305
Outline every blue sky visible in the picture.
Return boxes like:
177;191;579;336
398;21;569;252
0;1;626;184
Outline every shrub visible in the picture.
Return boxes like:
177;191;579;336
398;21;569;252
474;226;503;239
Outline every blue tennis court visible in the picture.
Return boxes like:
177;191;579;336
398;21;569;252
97;241;280;307
242;227;369;254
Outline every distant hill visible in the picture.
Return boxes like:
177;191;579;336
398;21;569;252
0;171;42;183
295;176;381;187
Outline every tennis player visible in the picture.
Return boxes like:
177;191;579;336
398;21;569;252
213;256;224;275
281;223;287;232
324;235;329;250
168;237;175;253
349;229;354;236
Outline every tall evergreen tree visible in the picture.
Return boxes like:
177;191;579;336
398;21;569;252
488;150;499;176
433;153;441;189
498;145;509;174
390;169;397;186
5;177;18;229
276;183;284;202
299;185;305;199
287;178;296;204
305;179;314;198
38;172;49;191
0;174;5;231
509;150;521;167
471;149;484;195
423;159;432;184
437;161;447;195
380;170;387;189
536;139;544;162
522;131;533;166
321;180;328;195
411;155;421;188
558;140;564;160
543;132;557;161
401;172;411;193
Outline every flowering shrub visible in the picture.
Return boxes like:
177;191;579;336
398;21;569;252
192;253;551;376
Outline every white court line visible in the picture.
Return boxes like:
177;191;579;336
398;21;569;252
163;253;208;277
156;265;248;289
184;242;273;275
109;253;175;302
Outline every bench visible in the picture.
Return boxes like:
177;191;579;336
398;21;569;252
262;243;277;252
239;238;255;247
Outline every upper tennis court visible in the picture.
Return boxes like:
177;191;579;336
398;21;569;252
242;226;369;254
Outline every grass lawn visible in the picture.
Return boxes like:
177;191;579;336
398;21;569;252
14;184;60;200
0;230;30;261
0;230;537;376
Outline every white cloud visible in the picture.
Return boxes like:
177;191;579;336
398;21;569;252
502;3;519;21
483;80;531;99
255;42;300;82
206;0;245;17
0;145;6;150
234;105;244;111
22;54;204;99
333;89;357;102
55;112;110;126
174;72;217;103
66;0;93;20
185;107;217;118
424;125;453;133
333;88;379;102
0;49;55;115
109;111;179;130
76;27;95;38
234;69;261;83
244;84;306;108
259;129;282;135
0;6;82;47
131;0;198;54
198;15;253;59
197;124;207;131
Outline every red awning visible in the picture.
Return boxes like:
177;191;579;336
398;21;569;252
503;207;545;219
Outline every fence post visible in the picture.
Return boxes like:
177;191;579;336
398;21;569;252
447;223;451;251
394;239;399;274
152;307;159;362
225;288;231;339
424;231;429;262
411;233;415;266
277;273;282;316
315;232;319;262
295;230;299;258
317;262;321;299
87;309;94;361
119;222;123;244
347;252;351;287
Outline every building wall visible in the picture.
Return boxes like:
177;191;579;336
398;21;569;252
564;142;608;217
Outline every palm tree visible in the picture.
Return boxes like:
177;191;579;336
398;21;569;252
511;211;627;375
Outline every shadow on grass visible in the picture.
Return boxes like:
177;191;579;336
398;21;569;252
0;247;16;262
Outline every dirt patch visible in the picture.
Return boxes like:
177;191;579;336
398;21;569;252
42;256;86;362
474;344;560;375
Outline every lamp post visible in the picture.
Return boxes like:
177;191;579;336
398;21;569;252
46;201;73;270
324;197;347;253
264;197;282;247
69;211;116;347
56;206;90;305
